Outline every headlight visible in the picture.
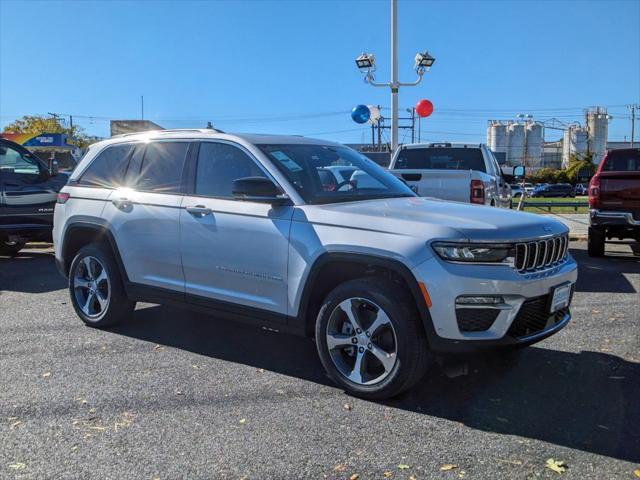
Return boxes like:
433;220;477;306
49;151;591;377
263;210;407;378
432;242;515;265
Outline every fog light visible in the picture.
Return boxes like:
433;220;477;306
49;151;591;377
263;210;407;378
456;296;504;305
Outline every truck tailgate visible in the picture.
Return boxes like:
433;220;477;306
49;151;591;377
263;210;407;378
599;172;640;213
389;169;471;202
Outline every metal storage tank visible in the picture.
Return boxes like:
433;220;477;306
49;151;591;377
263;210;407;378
488;121;509;161
587;107;609;165
525;122;544;168
507;122;525;165
562;125;589;168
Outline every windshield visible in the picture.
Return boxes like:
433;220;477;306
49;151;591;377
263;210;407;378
602;150;640;172
394;147;486;172
258;144;415;204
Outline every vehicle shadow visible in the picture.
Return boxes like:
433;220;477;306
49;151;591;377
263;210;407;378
570;246;639;294
113;304;640;463
0;248;66;294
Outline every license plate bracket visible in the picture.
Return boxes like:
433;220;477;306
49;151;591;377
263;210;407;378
549;282;572;313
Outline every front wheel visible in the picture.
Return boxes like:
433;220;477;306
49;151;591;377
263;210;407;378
0;240;26;256
315;278;429;400
69;244;135;327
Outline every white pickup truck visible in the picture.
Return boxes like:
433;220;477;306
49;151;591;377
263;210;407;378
388;142;512;208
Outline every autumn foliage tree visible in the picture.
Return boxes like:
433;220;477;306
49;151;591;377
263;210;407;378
2;115;93;148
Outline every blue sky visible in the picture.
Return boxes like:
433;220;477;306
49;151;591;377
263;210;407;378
1;0;639;144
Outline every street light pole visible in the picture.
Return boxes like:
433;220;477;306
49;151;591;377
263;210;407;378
390;0;399;152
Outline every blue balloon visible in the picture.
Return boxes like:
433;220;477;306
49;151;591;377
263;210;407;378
351;104;370;124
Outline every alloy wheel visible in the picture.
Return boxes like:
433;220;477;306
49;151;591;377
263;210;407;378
325;297;398;385
73;256;110;320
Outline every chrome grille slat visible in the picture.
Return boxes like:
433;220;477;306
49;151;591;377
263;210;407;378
515;234;568;273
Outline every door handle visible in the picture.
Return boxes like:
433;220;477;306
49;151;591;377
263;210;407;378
112;197;133;210
186;205;212;217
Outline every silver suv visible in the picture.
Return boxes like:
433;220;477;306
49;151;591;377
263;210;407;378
53;129;577;399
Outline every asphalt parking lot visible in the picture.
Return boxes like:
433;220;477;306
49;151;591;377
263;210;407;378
1;242;638;479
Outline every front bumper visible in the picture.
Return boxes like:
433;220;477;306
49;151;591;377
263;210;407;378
590;209;640;227
412;253;578;354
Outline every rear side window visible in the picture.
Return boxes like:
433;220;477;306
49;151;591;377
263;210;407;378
79;144;134;188
394;147;486;172
195;142;266;198
135;142;189;194
602;151;640;172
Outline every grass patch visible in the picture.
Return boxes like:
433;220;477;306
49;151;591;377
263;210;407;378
518;196;589;214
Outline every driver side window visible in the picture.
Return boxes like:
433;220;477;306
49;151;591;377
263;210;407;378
0;145;42;177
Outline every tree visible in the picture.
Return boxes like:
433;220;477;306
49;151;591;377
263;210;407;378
2;115;94;148
565;153;596;183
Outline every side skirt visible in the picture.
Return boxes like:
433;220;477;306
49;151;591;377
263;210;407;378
124;282;306;337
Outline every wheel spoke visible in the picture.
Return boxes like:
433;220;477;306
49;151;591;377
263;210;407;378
367;309;392;336
82;292;96;315
95;269;108;286
95;290;108;311
74;276;91;290
338;299;363;331
82;257;94;279
326;333;353;350
347;350;366;384
370;344;396;373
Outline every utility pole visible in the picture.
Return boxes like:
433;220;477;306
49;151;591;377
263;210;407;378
629;104;638;148
141;96;144;120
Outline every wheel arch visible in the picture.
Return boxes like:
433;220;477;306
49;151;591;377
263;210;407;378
296;252;436;344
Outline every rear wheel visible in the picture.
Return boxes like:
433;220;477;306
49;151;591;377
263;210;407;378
315;278;429;400
588;227;605;257
69;244;135;327
0;240;26;256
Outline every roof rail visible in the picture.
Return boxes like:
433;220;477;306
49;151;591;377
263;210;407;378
111;128;225;139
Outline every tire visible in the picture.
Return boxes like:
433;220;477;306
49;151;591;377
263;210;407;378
0;240;26;256
315;277;430;400
588;227;605;257
68;244;135;327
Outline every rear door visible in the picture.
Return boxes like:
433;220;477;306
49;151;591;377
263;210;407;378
599;150;640;215
0;142;57;231
100;140;191;293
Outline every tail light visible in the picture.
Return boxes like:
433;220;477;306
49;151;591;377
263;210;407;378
470;180;485;204
588;175;600;208
56;192;70;204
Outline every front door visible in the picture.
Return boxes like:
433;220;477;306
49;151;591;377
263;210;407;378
180;141;293;318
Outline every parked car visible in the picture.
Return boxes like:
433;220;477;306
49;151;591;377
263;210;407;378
574;183;588;196
387;143;512;208
588;148;640;257
523;183;535;196
510;184;524;198
0;138;68;255
53;130;577;399
531;183;575;198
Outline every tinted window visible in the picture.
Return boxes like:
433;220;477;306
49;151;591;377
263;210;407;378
0;144;41;176
394;147;486;172
195;142;266;198
258;144;414;204
136;142;189;193
602;151;640;172
79;144;134;187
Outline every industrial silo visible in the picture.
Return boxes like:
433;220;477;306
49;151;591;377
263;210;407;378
488;121;509;161
526;122;544;168
587;107;610;165
562;125;589;168
507;122;525;165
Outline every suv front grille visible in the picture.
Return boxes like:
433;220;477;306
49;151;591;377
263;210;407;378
507;294;568;338
514;234;568;272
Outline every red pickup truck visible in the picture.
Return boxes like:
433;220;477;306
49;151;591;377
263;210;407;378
588;148;640;256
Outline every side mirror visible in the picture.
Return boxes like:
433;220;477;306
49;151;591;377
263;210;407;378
232;177;290;205
513;165;525;179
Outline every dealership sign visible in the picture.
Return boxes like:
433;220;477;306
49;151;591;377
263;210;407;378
1;132;75;148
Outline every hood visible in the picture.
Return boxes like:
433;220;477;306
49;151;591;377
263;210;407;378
297;196;568;242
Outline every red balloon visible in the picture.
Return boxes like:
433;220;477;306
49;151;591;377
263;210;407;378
416;99;434;118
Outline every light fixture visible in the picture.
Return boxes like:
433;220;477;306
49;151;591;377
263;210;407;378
355;53;376;72
414;51;435;71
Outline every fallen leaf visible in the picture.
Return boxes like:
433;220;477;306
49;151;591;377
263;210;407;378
383;472;393;478
409;475;417;480
545;458;567;473
333;464;347;473
398;464;410;470
633;468;640;478
153;344;164;352
8;462;26;470
440;464;458;471
349;474;360;480
41;372;51;378
343;403;352;411
239;418;246;425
